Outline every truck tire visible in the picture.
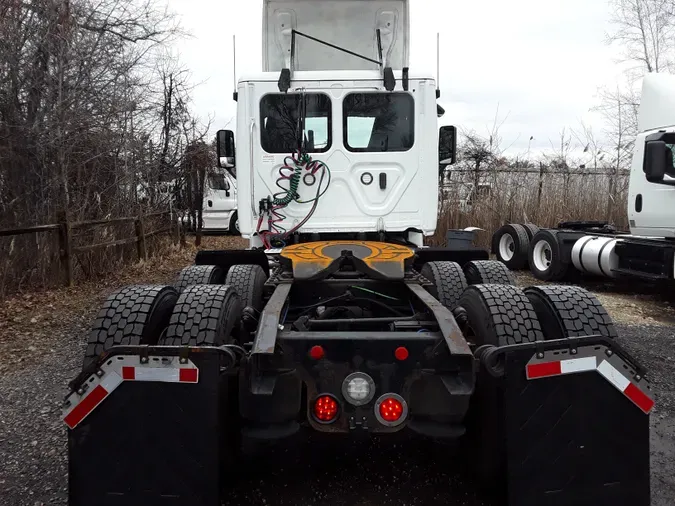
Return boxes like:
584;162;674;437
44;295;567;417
83;285;178;370
492;224;529;270
174;264;224;294
522;223;540;240
464;260;515;286
524;285;617;340
459;285;543;490
159;284;243;476
225;264;267;310
160;284;242;346
528;229;569;281
459;285;543;346
229;211;239;235
420;261;468;310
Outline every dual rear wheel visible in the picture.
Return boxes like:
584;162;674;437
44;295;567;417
421;260;617;489
82;264;268;368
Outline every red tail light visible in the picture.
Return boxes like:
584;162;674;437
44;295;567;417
313;395;339;423
379;398;403;422
374;393;408;427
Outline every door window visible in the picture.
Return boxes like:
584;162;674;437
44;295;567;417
343;93;414;152
260;93;332;154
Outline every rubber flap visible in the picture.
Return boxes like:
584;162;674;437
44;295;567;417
68;350;224;506
503;349;650;506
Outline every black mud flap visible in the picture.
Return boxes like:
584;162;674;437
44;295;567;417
491;337;652;506
66;347;229;506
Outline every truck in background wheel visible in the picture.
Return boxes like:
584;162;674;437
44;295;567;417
492;73;675;284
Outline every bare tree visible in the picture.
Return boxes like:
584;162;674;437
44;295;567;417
0;0;209;293
597;87;638;222
607;0;675;74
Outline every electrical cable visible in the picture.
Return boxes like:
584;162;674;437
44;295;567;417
255;89;332;248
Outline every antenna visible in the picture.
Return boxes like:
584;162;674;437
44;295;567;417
436;33;441;99
233;35;238;101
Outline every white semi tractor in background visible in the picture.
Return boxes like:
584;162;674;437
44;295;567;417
493;72;675;283
180;168;239;235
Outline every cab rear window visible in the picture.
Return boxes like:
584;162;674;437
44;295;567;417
260;93;331;154
343;93;414;152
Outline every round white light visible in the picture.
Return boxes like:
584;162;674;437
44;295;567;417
347;377;370;401
341;372;376;406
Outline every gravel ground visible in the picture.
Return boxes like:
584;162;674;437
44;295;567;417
0;259;673;505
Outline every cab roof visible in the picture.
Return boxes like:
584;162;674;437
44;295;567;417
238;69;435;84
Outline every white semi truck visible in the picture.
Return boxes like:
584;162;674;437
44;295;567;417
64;2;653;506
202;169;239;234
493;73;675;282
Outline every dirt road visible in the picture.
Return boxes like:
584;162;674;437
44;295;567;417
0;250;673;505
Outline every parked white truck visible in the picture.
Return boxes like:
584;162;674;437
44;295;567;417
202;169;239;234
493;72;675;282
65;3;653;506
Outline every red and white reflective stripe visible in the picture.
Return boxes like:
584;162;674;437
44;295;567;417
526;354;654;414
527;356;597;379
597;360;655;414
63;372;123;429
121;366;199;383
63;356;199;429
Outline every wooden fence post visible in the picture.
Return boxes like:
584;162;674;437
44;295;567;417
59;219;74;287
179;219;186;248
172;216;180;245
135;214;147;261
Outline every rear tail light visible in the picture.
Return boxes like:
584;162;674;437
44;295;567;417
374;393;408;427
313;395;339;423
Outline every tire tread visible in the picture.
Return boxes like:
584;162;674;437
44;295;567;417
420;261;468;310
464;260;515;285
174;265;223;294
460;284;543;346
225;264;267;310
84;285;177;368
525;285;617;339
161;284;241;346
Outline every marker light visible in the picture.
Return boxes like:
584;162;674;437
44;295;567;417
395;347;409;361
309;345;325;360
313;395;339;423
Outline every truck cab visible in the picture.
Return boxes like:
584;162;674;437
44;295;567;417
202;169;238;234
629;72;675;238
216;0;456;248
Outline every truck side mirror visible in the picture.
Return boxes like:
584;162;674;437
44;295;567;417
439;125;457;173
217;130;236;171
643;140;668;183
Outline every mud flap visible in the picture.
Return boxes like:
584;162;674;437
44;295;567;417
497;339;652;506
66;348;228;506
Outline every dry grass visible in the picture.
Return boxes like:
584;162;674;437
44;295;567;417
430;172;629;249
0;235;246;368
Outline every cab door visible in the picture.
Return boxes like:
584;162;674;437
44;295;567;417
202;172;237;231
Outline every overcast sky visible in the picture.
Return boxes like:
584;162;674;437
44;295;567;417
168;0;626;157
